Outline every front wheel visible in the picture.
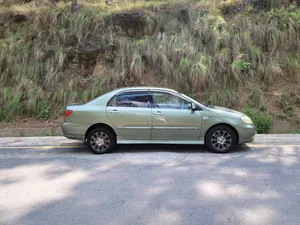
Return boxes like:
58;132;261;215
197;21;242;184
87;128;116;154
205;125;236;153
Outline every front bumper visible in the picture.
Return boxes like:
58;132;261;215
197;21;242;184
236;124;256;144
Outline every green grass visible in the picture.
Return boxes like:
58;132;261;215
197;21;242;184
0;0;300;121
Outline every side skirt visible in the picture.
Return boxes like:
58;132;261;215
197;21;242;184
117;137;205;145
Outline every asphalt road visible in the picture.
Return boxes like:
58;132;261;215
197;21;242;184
0;144;300;225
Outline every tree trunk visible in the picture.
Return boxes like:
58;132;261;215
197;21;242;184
71;0;78;13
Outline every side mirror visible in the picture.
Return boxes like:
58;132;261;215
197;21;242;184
191;102;196;110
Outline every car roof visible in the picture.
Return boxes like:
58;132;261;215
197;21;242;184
113;86;178;93
87;87;179;105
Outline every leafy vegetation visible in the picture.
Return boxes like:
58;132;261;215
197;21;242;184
243;108;273;134
0;0;300;132
268;4;300;25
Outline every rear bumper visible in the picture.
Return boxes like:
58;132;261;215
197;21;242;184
61;122;85;141
236;124;256;144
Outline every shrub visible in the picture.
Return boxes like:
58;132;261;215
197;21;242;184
242;108;273;134
232;60;251;73
268;4;300;26
37;103;50;120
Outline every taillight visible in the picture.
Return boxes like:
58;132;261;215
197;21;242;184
64;109;73;118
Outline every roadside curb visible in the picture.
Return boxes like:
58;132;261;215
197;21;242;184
0;136;81;147
0;127;62;137
253;134;300;144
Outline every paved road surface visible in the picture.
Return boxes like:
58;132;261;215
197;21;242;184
0;143;300;225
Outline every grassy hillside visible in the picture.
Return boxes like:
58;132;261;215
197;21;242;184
0;0;300;133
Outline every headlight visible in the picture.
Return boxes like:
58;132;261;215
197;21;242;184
241;115;253;124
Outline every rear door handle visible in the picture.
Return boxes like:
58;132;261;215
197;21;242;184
154;111;164;116
109;110;120;114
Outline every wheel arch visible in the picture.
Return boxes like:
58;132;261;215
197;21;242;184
84;123;117;142
204;123;239;145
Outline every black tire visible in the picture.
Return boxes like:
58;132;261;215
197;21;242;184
86;128;116;154
205;125;236;153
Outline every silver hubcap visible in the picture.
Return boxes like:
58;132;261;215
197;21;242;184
211;130;232;151
90;132;110;152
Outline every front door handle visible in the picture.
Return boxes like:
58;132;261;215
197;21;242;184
109;110;120;114
154;111;164;116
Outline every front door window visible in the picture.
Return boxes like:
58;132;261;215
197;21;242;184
150;91;201;140
153;92;191;110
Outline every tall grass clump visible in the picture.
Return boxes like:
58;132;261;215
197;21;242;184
0;5;101;119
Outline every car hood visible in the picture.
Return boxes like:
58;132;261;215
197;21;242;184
209;106;245;117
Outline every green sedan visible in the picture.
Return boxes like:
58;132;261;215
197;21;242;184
62;87;256;154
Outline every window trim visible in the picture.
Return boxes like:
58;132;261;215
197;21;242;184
107;90;151;108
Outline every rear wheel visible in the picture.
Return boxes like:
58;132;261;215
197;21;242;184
205;125;236;153
87;128;116;154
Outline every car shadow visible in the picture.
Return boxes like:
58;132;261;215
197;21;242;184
112;144;252;154
51;143;252;155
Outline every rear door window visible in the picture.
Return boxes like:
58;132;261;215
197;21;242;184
108;92;149;108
